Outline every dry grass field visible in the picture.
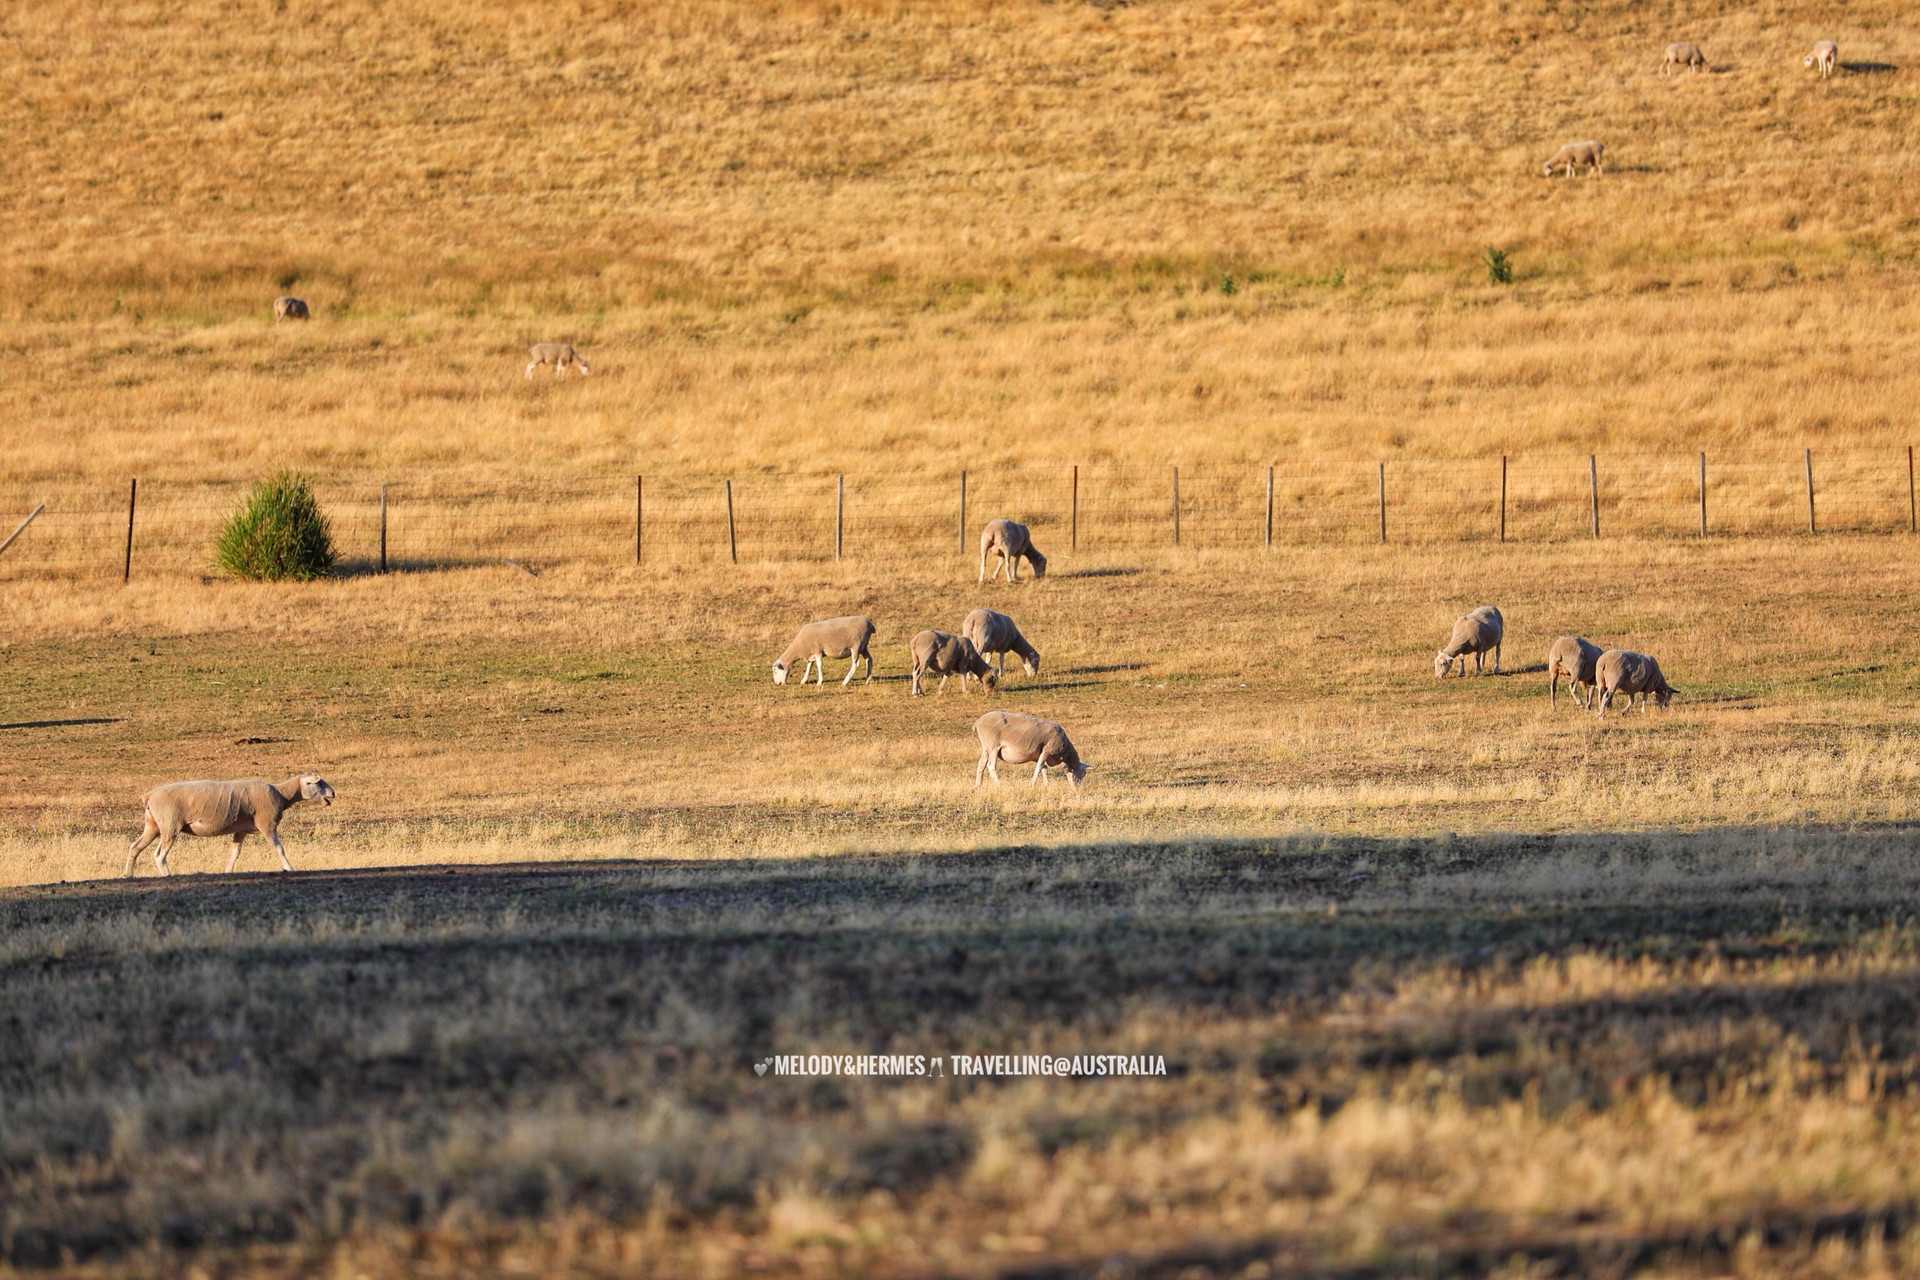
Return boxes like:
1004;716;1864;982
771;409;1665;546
5;0;1920;1274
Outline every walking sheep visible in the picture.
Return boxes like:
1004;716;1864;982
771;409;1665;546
772;616;876;687
1594;649;1677;716
1542;140;1605;177
974;711;1089;788
273;296;310;322
910;630;998;696
1434;606;1504;678
526;342;591;379
1547;636;1606;708
1804;40;1838;78
1663;42;1707;74
979;519;1048;583
126;774;335;877
962;608;1040;682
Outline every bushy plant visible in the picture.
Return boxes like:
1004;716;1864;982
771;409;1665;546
1484;246;1514;285
214;472;337;581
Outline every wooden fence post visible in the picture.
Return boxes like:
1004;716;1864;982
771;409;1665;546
1805;448;1816;534
1071;464;1079;552
0;503;44;561
835;473;844;561
1698;453;1706;537
1909;445;1915;534
1498;455;1508;543
124;478;137;583
634;475;642;566
1171;466;1180;546
725;479;737;564
958;470;967;557
1264;465;1274;547
1377;462;1386;543
380;485;389;572
1588;455;1600;539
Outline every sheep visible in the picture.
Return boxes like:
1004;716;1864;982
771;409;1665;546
1542;140;1605;178
1594;649;1677;716
525;342;591;379
273;296;310;322
1547;636;1606;708
1434;606;1503;678
973;711;1089;787
1804;40;1838;78
1663;42;1708;74
978;519;1048;583
772;615;876;687
961;608;1040;683
125;774;335;877
910;630;998;696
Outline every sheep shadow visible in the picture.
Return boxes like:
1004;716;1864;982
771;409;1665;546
1;717;121;730
1065;663;1146;676
1056;567;1142;579
1841;61;1898;75
331;557;499;577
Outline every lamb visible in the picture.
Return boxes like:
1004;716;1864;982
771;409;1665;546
1804;40;1838;78
273;296;310;322
1542;140;1605;177
772;615;876;687
125;774;335;877
961;608;1040;682
1434;606;1504;678
910;630;998;696
525;342;591;379
973;711;1089;787
1663;42;1707;74
978;519;1048;583
1594;649;1677;716
1546;635;1606;708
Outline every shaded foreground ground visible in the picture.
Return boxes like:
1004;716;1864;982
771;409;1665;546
6;829;1920;1277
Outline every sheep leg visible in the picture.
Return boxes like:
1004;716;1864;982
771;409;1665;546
525;362;538;379
153;836;174;877
862;648;874;683
1032;759;1048;786
975;749;989;787
1492;643;1501;674
271;833;293;872
127;819;160;877
911;666;923;696
225;834;246;873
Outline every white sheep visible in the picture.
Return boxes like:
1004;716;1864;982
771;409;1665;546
978;519;1048;583
1546;636;1605;708
526;342;591;379
772;616;876;687
1804;40;1838;78
910;630;998;696
1434;606;1504;678
273;296;310;322
973;711;1089;787
1594;649;1677;716
1542;140;1605;177
125;774;335;877
961;608;1040;683
1663;42;1707;74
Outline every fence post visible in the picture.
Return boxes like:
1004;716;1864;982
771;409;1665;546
725;479;737;564
1698;453;1706;537
1071;465;1078;552
1377;462;1386;543
1588;455;1600;539
1264;465;1274;547
1171;466;1180;546
0;503;44;561
380;485;389;572
1498;455;1507;543
835;474;844;561
1910;445;1916;534
124;478;137;583
1805;448;1816;534
634;475;642;566
958;470;967;557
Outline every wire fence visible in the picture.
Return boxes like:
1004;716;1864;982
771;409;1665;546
1;448;1914;580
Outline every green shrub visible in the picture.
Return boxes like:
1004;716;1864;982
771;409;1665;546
1484;246;1514;285
214;472;338;581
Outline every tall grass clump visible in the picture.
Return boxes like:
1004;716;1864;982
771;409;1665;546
214;472;337;581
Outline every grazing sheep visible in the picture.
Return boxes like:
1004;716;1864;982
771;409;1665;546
910;630;998;696
772;615;876;687
525;342;591;379
1547;636;1606;708
973;711;1089;788
1542;140;1605;178
125;774;335;877
1434;606;1504;678
978;519;1048;583
1804;40;1839;78
961;608;1041;682
1594;649;1677;716
273;296;310;322
1663;42;1707;74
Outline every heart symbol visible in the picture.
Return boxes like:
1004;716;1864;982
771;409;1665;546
754;1061;768;1076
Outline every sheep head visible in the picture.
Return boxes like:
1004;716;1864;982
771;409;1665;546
771;661;790;685
1433;650;1455;679
1027;548;1048;578
980;668;1000;692
1067;761;1090;787
1021;654;1039;678
299;774;335;805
